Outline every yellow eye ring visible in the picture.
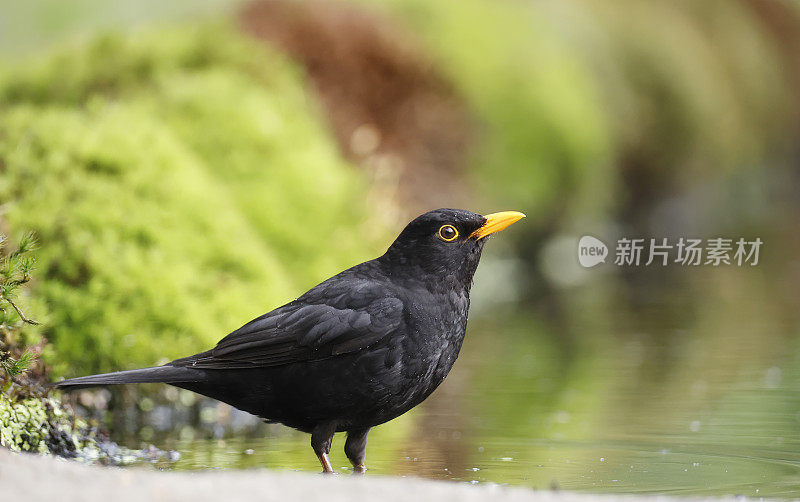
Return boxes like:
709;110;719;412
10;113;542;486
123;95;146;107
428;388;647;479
438;224;459;242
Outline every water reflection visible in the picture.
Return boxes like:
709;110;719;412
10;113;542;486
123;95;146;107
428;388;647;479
85;247;800;497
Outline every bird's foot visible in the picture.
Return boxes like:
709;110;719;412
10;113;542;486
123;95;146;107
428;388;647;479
351;464;367;475
317;452;334;474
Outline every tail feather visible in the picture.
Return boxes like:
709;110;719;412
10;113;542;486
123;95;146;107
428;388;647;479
53;365;205;390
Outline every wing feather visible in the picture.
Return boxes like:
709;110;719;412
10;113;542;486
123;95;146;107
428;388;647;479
176;280;404;369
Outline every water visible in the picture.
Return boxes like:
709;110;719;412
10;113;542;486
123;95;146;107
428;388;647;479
91;249;800;497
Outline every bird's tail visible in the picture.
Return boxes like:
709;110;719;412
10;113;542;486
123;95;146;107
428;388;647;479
53;365;205;391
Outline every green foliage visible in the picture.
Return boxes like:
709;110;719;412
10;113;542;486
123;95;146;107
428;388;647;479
369;0;795;224
0;232;39;327
369;0;611;221
1;351;35;390
0;233;43;390
0;25;392;375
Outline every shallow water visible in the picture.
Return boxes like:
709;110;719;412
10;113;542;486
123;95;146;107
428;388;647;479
97;252;800;497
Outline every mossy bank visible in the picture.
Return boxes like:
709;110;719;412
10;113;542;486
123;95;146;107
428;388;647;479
0;393;174;464
0;24;394;375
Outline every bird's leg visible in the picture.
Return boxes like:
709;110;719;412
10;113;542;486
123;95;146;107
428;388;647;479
344;427;370;474
311;422;337;474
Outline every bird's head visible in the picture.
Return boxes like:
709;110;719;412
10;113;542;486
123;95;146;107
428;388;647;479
381;208;525;292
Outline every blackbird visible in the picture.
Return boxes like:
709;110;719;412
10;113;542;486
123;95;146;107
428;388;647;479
55;208;525;473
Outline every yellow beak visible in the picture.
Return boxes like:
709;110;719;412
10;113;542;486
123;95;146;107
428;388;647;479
469;211;526;240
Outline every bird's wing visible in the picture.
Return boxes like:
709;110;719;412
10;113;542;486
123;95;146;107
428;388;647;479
174;279;404;369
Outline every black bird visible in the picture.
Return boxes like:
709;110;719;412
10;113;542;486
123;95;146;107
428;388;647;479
55;208;525;473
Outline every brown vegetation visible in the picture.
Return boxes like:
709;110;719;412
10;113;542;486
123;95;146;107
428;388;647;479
238;0;474;212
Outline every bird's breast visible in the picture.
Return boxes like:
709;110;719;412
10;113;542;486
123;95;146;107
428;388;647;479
396;288;470;391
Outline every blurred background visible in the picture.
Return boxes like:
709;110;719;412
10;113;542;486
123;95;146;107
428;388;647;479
2;0;800;496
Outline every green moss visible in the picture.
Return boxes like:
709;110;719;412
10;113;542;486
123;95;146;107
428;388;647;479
0;25;391;375
0;394;46;453
0;394;86;455
0;392;170;464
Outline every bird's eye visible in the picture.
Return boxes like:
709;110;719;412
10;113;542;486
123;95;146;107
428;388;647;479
437;224;459;242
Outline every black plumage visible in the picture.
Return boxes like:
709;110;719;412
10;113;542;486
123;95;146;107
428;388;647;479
55;208;524;473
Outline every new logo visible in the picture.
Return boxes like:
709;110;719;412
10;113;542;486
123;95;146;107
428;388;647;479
578;236;608;268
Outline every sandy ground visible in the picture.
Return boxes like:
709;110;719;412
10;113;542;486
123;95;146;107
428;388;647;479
0;448;743;502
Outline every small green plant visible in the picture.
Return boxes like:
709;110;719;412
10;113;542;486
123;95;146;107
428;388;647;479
0;351;35;392
0;232;40;392
0;232;39;323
